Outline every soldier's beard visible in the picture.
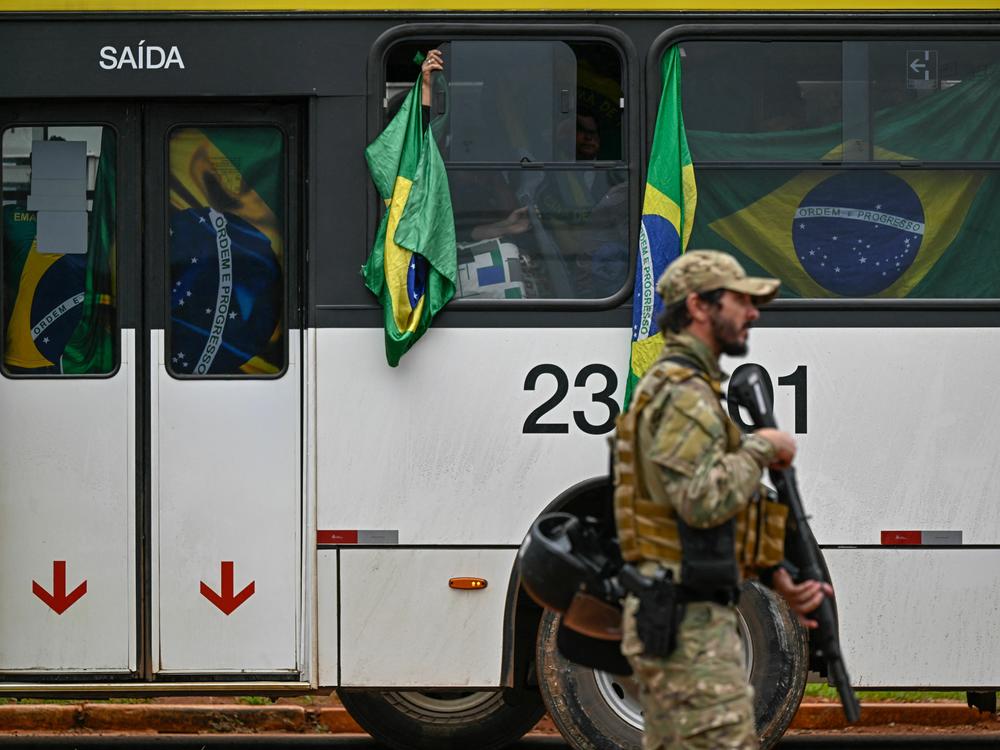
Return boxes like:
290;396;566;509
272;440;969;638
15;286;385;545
710;312;750;357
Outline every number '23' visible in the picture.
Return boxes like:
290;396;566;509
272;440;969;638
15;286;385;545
522;364;619;435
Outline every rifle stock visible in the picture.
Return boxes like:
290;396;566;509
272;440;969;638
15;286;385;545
729;365;861;724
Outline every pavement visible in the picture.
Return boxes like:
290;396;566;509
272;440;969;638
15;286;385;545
0;697;995;736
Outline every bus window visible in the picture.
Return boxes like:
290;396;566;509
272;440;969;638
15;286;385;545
680;39;1000;300
166;126;286;376
1;125;117;375
384;39;628;301
869;41;1000;163
681;41;844;157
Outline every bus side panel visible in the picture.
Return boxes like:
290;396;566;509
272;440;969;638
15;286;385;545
338;548;514;687
151;329;301;674
317;551;338;687
315;327;627;546
0;330;135;672
722;326;1000;545
827;548;1000;687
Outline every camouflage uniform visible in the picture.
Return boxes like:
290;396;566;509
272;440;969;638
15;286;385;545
616;251;780;750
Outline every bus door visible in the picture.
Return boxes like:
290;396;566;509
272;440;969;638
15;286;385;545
0;103;138;674
143;104;301;676
0;101;302;679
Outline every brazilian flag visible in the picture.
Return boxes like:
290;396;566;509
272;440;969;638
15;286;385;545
363;74;457;367
168;127;284;375
3;132;115;375
689;62;1000;299
625;47;696;406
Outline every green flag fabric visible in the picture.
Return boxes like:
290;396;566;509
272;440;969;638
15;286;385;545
624;46;697;407
363;75;457;366
63;128;117;374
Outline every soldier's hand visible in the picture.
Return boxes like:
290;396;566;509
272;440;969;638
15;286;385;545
771;568;834;629
755;428;796;469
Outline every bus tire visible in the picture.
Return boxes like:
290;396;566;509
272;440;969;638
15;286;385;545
535;581;808;750
337;687;546;750
742;580;810;749
536;608;643;750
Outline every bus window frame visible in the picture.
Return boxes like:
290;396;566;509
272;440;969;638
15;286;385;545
0;116;124;380
368;22;639;311
161;118;293;381
650;23;1000;311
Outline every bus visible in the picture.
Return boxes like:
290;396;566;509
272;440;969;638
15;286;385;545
0;2;998;749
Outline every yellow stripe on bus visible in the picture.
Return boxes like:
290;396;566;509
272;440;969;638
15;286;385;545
1;0;999;10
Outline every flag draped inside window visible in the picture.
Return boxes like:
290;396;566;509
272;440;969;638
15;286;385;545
363;75;457;367
624;47;697;406
62;128;116;375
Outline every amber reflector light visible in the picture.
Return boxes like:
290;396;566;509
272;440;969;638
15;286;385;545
449;577;488;590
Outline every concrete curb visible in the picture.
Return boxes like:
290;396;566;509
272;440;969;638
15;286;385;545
0;701;992;735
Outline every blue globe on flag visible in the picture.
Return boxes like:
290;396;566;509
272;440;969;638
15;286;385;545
30;253;86;365
169;208;281;375
791;172;924;296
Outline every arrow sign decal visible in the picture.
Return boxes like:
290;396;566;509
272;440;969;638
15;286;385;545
200;561;255;615
32;561;87;614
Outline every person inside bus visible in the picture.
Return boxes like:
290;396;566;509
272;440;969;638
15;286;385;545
412;49;537;299
397;49;626;299
534;108;628;298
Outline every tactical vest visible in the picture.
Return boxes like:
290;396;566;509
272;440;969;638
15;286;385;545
614;359;787;580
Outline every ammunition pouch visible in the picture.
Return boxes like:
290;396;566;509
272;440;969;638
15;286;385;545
737;486;789;573
677;517;741;605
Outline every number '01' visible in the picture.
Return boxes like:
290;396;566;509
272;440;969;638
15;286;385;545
727;364;808;434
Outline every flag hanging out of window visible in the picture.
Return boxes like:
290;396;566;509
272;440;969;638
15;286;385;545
624;47;697;406
363;74;457;367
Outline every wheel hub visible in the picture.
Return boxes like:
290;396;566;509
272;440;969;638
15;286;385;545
593;670;644;731
592;610;754;732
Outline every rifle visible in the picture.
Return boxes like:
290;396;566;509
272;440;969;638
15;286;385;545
729;364;861;723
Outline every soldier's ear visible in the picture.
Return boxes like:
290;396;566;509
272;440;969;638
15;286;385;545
686;291;710;324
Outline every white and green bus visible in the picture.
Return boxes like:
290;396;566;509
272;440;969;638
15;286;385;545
0;2;998;748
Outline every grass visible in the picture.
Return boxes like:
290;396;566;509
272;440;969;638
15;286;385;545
235;696;272;705
805;684;966;702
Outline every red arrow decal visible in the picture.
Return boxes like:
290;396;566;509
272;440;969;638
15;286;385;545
32;561;87;615
200;561;255;615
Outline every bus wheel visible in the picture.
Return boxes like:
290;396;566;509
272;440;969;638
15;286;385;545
536;608;643;750
535;581;808;750
337;687;546;750
741;580;810;749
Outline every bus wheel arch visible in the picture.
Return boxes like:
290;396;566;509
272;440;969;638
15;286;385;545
504;477;616;692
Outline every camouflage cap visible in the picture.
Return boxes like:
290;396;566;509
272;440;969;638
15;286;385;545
655;250;780;307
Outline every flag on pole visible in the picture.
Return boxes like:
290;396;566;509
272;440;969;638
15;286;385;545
363;75;457;367
624;46;697;406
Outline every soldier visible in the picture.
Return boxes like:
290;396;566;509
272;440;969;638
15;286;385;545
614;250;832;750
